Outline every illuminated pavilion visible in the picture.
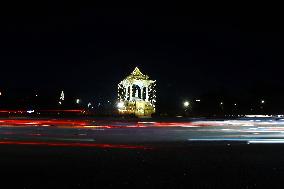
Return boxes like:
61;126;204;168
117;67;156;117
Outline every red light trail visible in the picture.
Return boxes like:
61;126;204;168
0;140;151;149
0;109;85;114
0;119;219;128
0;119;89;127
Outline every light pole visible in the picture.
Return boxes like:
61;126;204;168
260;99;265;113
183;101;190;116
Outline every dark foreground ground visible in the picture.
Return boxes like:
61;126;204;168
1;117;284;188
2;143;284;188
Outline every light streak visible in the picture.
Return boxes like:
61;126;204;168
0;140;151;149
248;139;284;144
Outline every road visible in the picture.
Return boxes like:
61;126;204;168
1;117;284;188
1;118;284;147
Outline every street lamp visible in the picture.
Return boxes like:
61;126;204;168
183;101;191;117
76;99;80;104
260;99;265;111
88;102;91;108
183;101;190;108
261;100;265;104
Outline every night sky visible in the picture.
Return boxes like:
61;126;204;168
1;8;283;106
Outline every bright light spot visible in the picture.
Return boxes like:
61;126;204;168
195;99;201;102
261;100;265;104
76;99;80;104
88;102;91;108
60;91;64;101
27;110;34;114
245;115;271;118
59;101;62;105
183;101;190;107
248;139;284;144
117;102;124;109
220;102;223;105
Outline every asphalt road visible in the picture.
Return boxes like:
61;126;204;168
1;118;284;188
1;118;284;146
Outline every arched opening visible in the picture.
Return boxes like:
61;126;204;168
132;85;142;99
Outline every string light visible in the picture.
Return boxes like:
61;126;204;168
117;67;156;117
60;91;64;101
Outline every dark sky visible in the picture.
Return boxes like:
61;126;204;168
1;8;283;102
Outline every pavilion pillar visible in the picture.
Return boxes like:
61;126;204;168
139;86;143;99
125;85;128;100
145;86;149;101
129;84;133;101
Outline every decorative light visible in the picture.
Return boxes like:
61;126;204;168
76;99;80;104
117;102;125;109
60;91;64;101
117;67;156;117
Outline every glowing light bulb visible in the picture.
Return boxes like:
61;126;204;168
117;102;124;109
184;101;190;107
261;100;265;104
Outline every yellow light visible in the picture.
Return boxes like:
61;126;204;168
117;67;156;117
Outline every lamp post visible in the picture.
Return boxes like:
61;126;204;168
260;99;265;114
183;101;190;116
